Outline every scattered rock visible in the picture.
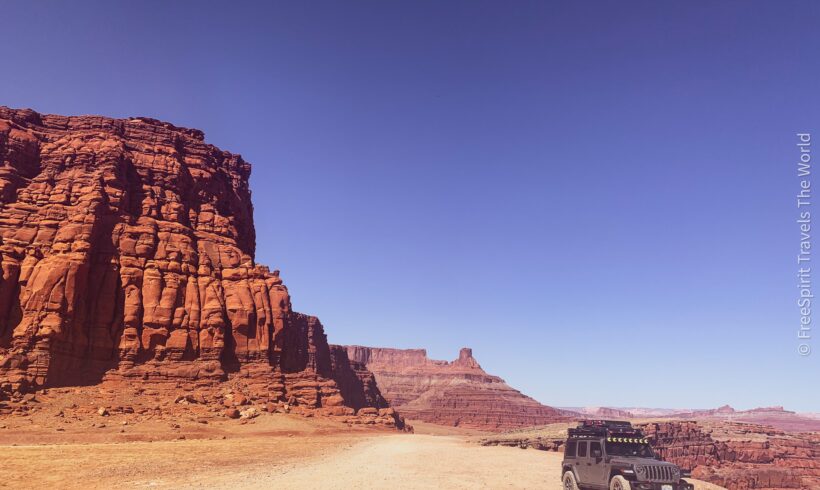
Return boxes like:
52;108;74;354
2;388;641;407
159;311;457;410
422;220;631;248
239;407;259;419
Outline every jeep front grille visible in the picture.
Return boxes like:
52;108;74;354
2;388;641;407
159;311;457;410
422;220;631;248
645;465;673;482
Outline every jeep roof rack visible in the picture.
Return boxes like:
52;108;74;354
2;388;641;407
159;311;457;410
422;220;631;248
580;420;633;430
568;420;645;439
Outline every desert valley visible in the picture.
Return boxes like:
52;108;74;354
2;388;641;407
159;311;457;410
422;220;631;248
0;108;817;489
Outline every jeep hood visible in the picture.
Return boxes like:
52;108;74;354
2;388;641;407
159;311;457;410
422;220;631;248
609;457;676;467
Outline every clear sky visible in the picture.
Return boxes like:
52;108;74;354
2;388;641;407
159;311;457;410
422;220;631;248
3;1;818;411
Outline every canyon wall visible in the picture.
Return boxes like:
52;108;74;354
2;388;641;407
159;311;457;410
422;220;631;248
0;107;399;425
339;345;568;430
639;421;820;490
480;420;819;490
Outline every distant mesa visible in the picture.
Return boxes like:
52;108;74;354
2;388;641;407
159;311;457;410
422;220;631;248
566;404;819;433
582;407;635;419
335;345;569;431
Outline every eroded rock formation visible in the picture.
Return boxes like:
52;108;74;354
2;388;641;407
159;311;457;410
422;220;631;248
338;345;568;430
478;420;819;489
639;421;820;489
0;107;401;427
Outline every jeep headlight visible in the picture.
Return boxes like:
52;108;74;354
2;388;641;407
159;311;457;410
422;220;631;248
672;466;681;480
634;465;647;479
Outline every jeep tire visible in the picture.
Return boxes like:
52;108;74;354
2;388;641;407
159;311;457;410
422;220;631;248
562;470;580;490
609;475;632;490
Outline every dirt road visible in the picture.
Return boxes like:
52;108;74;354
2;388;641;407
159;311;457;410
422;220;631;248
188;434;563;489
0;415;722;489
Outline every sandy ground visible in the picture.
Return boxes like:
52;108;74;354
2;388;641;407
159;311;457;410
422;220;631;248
194;434;723;490
191;434;560;489
0;406;722;490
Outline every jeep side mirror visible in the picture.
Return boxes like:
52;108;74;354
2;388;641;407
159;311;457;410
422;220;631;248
592;449;602;458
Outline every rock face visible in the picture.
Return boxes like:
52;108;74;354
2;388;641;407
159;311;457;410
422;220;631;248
338;345;567;430
328;345;388;411
0;107;401;427
638;421;820;490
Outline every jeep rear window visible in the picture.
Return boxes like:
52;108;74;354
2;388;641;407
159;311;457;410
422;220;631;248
577;441;587;457
565;440;576;457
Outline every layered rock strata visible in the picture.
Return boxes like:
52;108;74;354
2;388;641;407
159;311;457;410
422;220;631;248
0;107;401;427
337;345;567;430
639;421;820;489
478;420;819;489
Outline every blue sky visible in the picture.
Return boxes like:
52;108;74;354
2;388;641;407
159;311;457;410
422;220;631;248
3;1;818;411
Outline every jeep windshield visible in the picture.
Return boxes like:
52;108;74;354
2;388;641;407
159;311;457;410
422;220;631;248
605;440;655;457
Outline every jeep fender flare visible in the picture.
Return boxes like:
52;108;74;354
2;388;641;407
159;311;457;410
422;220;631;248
609;468;636;482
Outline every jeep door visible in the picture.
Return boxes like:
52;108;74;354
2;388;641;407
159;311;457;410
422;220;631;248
587;441;608;485
576;440;607;488
574;441;590;484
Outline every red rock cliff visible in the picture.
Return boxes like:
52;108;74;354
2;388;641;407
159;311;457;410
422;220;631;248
339;345;568;430
0;107;397;425
638;421;820;489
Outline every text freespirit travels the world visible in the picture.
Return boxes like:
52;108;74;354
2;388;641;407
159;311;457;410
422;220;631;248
797;133;812;357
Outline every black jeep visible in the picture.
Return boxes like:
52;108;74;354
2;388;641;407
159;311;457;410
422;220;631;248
561;420;694;490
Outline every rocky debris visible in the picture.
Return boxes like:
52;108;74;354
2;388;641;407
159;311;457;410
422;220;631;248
0;107;406;430
638;421;820;489
337;345;568;431
475;422;571;452
480;435;565;451
0;378;410;442
239;407;260;419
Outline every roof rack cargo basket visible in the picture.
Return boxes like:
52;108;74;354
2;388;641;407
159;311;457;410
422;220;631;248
567;420;646;439
579;420;633;431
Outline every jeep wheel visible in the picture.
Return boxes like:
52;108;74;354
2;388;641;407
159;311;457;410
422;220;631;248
562;471;579;490
609;475;632;490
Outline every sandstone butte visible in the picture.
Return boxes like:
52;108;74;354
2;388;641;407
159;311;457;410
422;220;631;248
0;107;402;427
338;345;569;430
